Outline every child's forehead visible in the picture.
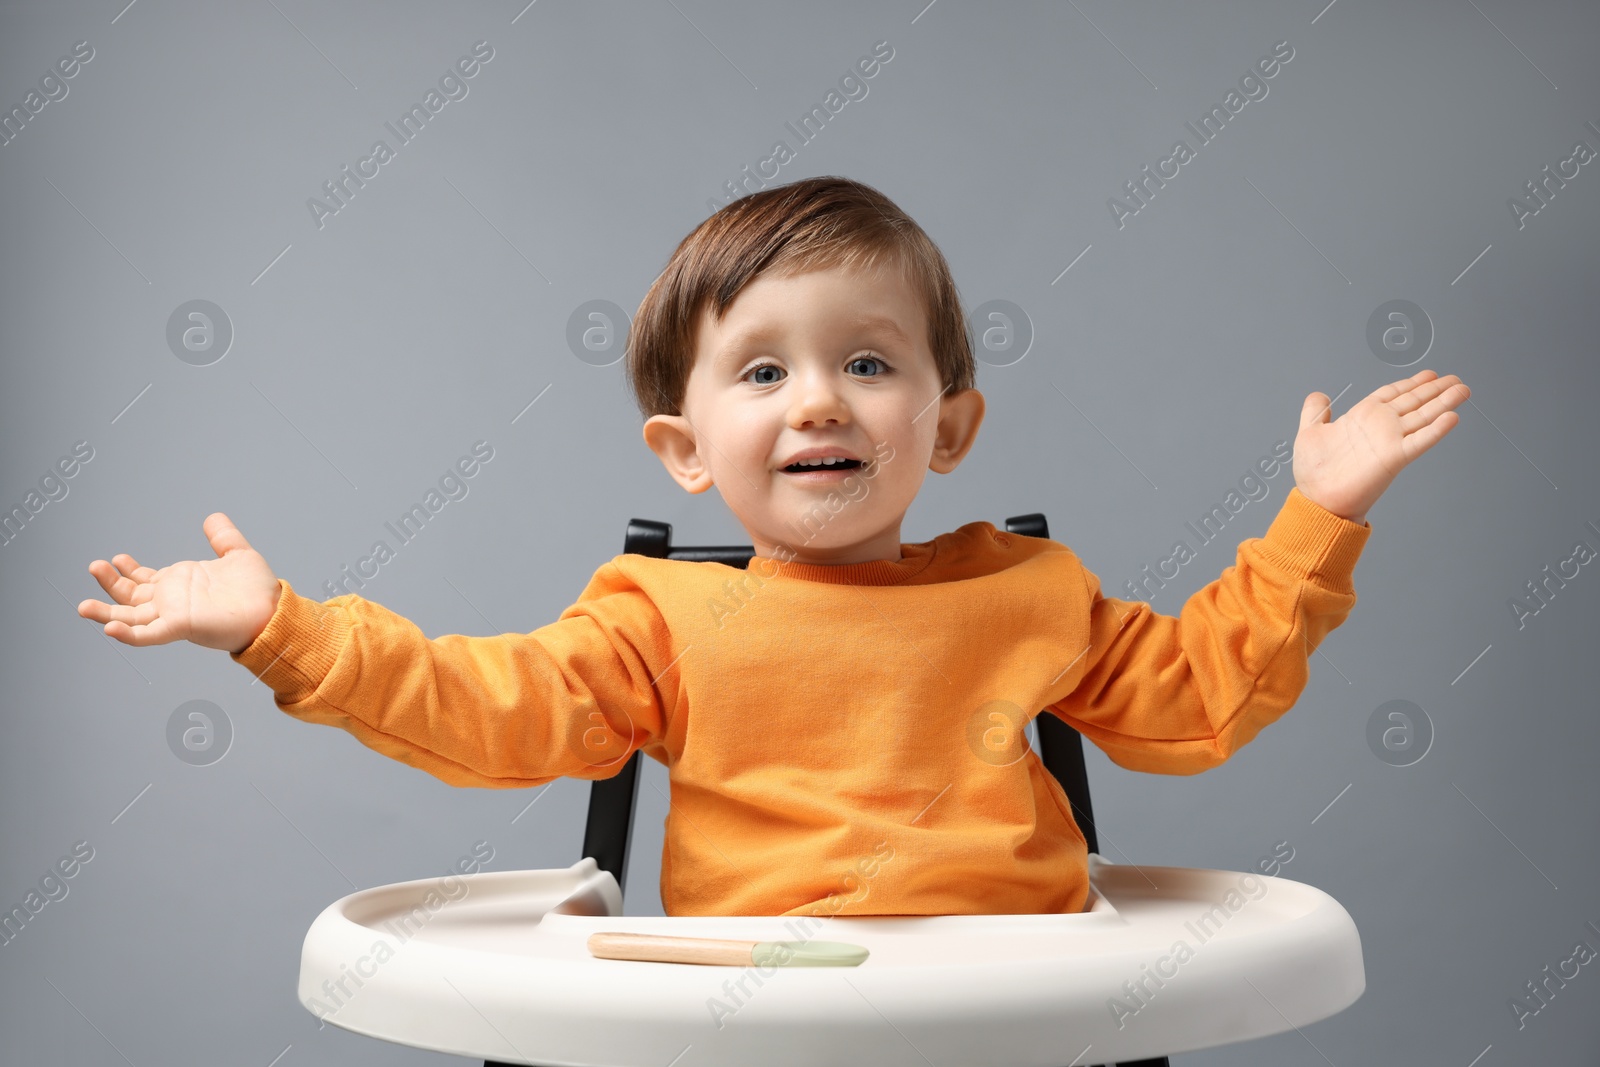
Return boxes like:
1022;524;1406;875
697;263;927;341
764;258;911;293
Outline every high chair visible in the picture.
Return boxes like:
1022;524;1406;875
296;515;1366;1066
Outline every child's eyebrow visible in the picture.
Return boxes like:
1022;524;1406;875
719;317;912;364
852;316;913;345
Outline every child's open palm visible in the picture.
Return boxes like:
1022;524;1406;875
1291;369;1470;525
76;513;281;654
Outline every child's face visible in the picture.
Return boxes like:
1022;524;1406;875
642;262;985;566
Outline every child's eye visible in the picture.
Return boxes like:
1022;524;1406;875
742;354;890;385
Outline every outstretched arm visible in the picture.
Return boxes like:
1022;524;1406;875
1046;487;1368;774
230;564;669;789
1045;369;1469;773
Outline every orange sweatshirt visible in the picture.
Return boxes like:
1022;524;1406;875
231;486;1369;918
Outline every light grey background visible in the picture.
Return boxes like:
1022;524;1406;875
3;0;1597;1064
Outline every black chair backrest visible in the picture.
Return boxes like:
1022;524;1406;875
581;514;1103;899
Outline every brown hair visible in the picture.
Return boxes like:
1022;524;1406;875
624;176;975;420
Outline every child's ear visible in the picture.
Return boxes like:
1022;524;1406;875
643;414;715;494
928;387;985;474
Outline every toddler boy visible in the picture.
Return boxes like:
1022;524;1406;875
78;176;1469;918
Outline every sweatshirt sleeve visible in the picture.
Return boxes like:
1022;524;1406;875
228;560;670;788
1044;486;1371;774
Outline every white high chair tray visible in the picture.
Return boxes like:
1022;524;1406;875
300;854;1364;1066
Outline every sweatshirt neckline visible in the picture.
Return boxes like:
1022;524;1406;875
746;537;938;586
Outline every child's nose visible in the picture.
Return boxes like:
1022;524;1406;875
788;372;849;425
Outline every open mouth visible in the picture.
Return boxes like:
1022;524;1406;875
781;459;864;474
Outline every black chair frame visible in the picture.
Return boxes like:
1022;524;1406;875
488;515;1169;1067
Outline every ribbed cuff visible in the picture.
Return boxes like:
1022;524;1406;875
1260;487;1372;591
229;578;349;706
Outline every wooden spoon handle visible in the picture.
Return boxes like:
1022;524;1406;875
587;931;759;966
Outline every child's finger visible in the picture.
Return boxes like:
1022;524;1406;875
1374;368;1439;405
78;597;155;628
1396;368;1440;391
110;553;158;581
105;617;172;647
203;513;256;559
1401;408;1462;463
1299;392;1332;430
87;559;143;604
1386;374;1461;417
86;560;131;603
1400;382;1470;435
